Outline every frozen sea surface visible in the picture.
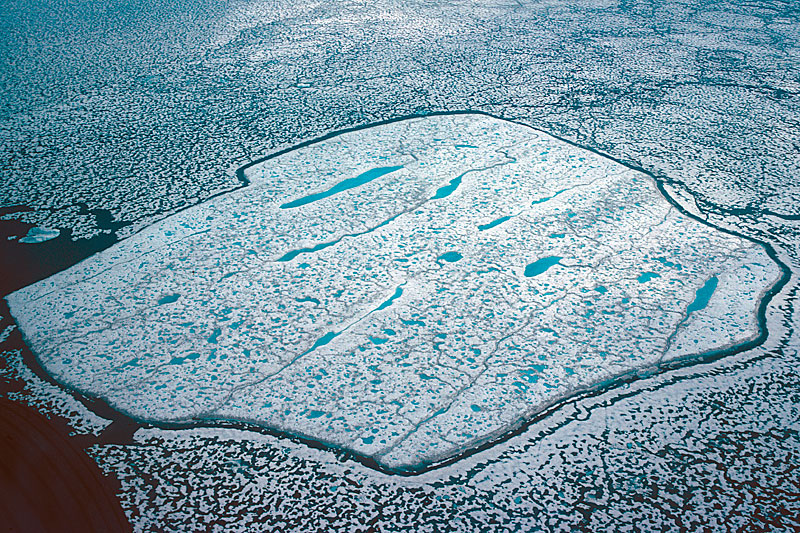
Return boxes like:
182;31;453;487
2;0;798;528
6;114;781;471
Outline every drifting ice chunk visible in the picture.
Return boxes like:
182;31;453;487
6;114;782;472
19;226;60;243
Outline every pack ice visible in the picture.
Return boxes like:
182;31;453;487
7;114;782;471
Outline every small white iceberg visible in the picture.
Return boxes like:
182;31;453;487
18;226;61;244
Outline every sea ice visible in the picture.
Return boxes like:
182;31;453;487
18;226;60;244
6;114;782;471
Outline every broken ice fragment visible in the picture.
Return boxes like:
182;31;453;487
5;114;782;472
18;227;60;244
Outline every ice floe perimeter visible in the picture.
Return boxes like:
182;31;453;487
6;115;782;471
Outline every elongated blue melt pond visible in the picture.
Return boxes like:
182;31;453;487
524;256;562;277
478;216;512;231
531;189;566;205
376;286;403;311
157;293;181;305
637;272;660;283
298;331;339;358
433;172;466;199
281;165;403;209
686;276;719;316
437;251;463;263
278;240;338;262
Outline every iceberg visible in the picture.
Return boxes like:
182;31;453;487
6;114;782;471
19;226;60;244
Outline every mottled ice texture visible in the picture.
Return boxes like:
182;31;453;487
6;115;781;470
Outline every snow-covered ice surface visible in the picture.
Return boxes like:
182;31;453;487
6;114;781;471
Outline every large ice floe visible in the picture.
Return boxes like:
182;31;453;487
7;114;782;471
